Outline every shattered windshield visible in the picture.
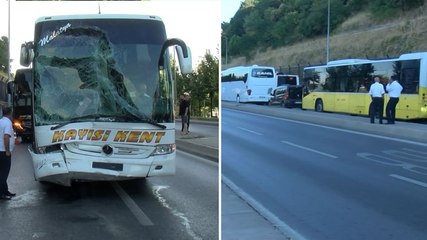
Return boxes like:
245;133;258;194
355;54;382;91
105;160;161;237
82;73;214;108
33;18;174;126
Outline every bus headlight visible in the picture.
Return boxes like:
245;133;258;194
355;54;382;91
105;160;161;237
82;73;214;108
151;144;176;155
13;120;24;130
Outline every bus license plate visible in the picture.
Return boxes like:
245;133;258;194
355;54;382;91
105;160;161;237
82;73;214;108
92;162;123;171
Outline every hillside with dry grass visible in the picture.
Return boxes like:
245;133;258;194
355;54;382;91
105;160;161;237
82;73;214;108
223;5;427;72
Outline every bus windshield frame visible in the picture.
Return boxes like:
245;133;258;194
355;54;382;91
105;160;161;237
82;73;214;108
33;18;174;126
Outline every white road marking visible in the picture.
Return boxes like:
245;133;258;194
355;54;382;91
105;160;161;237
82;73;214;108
153;185;202;240
7;190;45;209
383;149;427;162
237;127;263;135
281;141;338;159
222;176;307;240
402;148;427;157
111;182;154;226
225;108;427;147
390;174;427;188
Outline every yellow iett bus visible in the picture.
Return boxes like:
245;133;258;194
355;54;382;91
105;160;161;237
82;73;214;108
302;52;427;120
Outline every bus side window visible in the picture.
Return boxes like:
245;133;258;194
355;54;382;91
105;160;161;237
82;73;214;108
401;68;418;94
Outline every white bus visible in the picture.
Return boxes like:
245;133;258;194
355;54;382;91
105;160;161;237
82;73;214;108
19;14;192;186
221;65;277;103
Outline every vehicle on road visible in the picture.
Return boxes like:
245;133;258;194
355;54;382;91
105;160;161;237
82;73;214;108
221;65;277;103
277;73;299;86
302;52;427;119
12;68;33;142
268;84;303;108
19;14;192;186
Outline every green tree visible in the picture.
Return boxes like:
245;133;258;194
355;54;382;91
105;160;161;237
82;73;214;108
176;51;218;118
195;52;219;118
0;36;9;74
221;0;425;64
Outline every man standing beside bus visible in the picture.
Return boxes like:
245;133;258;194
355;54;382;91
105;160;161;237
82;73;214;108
0;107;16;200
369;76;385;124
385;76;403;124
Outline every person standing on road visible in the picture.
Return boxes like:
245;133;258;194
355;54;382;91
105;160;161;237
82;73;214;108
0;107;16;200
369;76;385;124
179;94;185;132
179;92;189;135
385;76;403;124
184;92;191;133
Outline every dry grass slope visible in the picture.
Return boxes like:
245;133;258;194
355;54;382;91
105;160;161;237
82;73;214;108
223;5;427;71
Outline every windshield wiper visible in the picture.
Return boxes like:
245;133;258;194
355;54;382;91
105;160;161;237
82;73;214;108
50;114;166;130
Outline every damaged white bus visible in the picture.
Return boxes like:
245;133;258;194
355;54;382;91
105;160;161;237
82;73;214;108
20;14;192;186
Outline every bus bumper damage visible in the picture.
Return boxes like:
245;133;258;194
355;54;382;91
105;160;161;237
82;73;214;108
28;145;175;186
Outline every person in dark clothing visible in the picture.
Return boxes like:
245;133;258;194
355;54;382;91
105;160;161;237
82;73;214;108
184;92;190;132
179;93;189;134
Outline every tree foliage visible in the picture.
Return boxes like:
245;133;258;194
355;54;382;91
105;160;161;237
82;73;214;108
176;51;219;118
221;0;424;60
0;36;9;74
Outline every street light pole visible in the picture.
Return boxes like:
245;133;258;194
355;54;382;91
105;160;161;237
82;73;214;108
326;0;330;64
224;36;228;65
7;0;11;81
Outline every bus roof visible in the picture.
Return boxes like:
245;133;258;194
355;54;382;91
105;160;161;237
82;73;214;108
222;65;275;73
305;51;427;70
35;14;162;24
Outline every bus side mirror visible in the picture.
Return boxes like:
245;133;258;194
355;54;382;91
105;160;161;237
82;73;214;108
159;38;192;74
20;42;34;67
175;45;192;74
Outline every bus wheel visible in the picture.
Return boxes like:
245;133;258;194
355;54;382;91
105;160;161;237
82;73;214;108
281;101;286;108
315;99;323;112
236;95;240;103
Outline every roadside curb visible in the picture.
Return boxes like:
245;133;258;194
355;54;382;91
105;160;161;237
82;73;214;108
176;138;218;162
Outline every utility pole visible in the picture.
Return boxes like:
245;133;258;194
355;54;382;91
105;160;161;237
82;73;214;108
224;36;228;65
8;0;11;81
326;0;330;64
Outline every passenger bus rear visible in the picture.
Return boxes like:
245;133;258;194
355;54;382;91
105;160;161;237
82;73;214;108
221;65;277;103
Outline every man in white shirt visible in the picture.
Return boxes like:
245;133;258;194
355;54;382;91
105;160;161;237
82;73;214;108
0;107;16;200
385;76;403;124
368;76;385;124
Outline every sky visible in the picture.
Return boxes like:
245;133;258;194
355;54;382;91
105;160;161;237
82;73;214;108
221;0;242;23
0;0;220;74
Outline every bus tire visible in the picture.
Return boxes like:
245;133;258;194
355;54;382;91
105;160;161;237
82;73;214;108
315;99;323;112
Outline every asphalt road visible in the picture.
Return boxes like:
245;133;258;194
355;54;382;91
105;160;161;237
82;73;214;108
0;123;218;240
222;107;427;240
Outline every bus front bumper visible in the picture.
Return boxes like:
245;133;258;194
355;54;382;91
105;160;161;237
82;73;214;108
28;146;175;186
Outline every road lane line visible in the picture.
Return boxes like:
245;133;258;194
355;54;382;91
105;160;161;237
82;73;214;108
111;182;154;226
402;148;427;157
389;174;427;188
281;141;338;159
237;127;263;135
225;108;427;147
